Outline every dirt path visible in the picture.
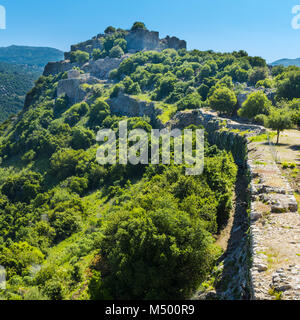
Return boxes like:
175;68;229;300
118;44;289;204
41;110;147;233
248;136;300;300
270;129;300;166
269;129;300;213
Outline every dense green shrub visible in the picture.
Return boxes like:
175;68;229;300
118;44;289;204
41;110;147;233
1;171;42;203
70;50;90;65
50;148;88;180
89;207;217;300
238;91;271;119
109;45;124;58
88;98;110;126
104;26;116;34
209;87;237;115
248;67;269;85
71;127;94;150
92;49;102;60
0;242;44;278
113;38;127;52
54;94;69;115
131;22;147;31
177;92;202;110
277;70;300;99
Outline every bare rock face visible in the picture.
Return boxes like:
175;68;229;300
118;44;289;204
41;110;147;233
166;110;201;129
108;92;162;122
57;78;86;105
57;72;100;105
82;56;127;79
160;35;187;51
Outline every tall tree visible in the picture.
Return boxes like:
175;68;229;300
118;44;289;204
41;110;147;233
266;108;293;144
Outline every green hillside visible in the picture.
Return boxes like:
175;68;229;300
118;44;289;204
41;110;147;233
0;62;42;122
0;46;64;122
0;23;299;300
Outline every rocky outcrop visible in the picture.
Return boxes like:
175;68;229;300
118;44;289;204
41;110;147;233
56;71;100;104
82;56;127;79
67;28;186;57
159;35;187;51
43;60;76;76
70;38;103;54
107;92;162;123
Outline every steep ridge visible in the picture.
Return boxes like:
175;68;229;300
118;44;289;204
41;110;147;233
0;24;240;300
1;23;298;301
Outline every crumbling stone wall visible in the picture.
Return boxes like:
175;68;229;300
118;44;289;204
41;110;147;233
168;108;299;300
107;92;162;124
56;71;100;105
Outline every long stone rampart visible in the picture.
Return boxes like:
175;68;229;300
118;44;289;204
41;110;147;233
169;109;299;300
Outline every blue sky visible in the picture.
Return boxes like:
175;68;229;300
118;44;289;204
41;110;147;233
0;0;300;63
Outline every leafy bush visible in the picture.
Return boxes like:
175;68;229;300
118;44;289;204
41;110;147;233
70;50;90;65
131;22;147;31
89;207;217;299
1;171;42;203
104;26;116;34
277;70;300;99
209;87;237;115
113;38;127;52
177;92;202;111
88;98;110;126
238;91;271;119
109;45;124;58
0;242;44;278
50;148;88;180
92;49;102;60
248;67;268;85
71;127;94;150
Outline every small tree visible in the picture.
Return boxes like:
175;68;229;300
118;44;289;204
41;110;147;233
104;26;116;34
277;70;300;99
266;108;293;144
109;45;124;58
209;87;237;115
248;67;268;85
238;91;271;120
70;50;90;65
113;38;127;52
92;49;102;60
131;22;147;31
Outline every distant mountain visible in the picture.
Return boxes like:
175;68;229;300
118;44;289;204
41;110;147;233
0;45;64;66
270;58;300;67
0;61;43;122
0;45;64;122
